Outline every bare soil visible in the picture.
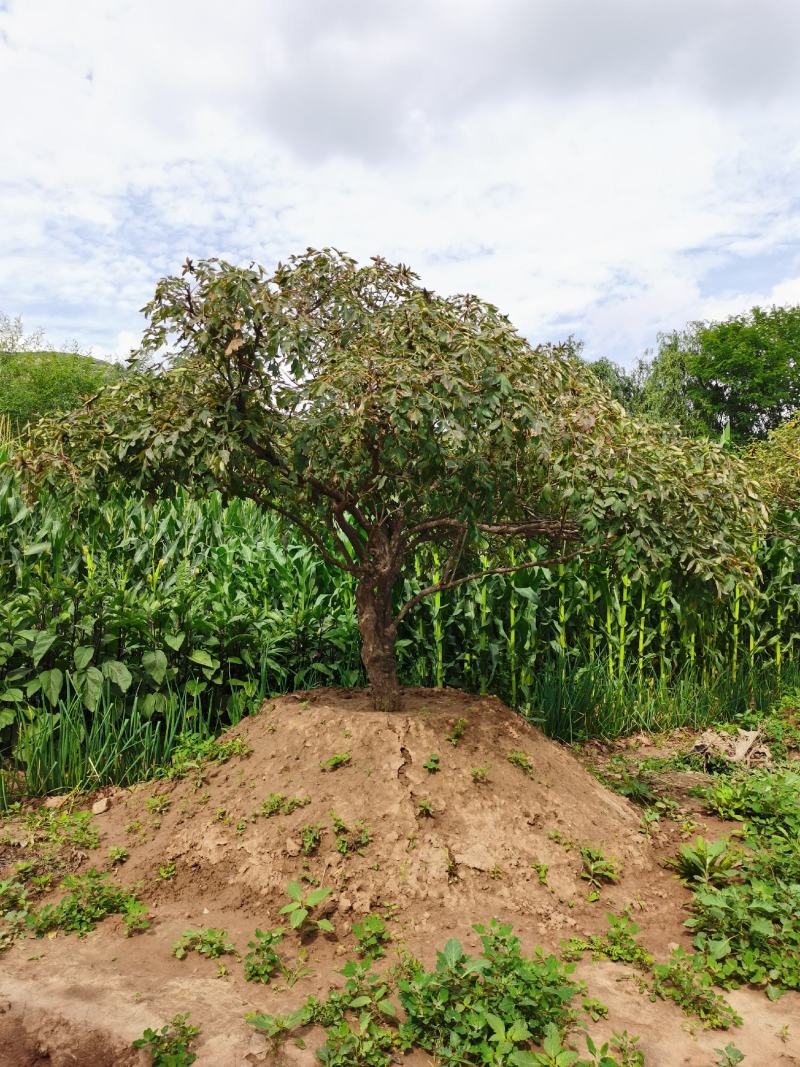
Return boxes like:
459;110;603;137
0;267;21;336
1;688;798;1065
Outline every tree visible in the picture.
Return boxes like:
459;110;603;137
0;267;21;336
654;307;800;443
16;251;766;711
0;349;123;433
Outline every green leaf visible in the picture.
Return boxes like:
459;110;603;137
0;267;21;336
305;887;331;907
38;667;63;706
0;689;24;703
289;907;308;930
79;665;104;710
142;649;168;686
0;708;15;730
102;659;132;693
31;631;57;667
440;938;463;969
188;648;217;668
164;632;186;651
74;645;94;670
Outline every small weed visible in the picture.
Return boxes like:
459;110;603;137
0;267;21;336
507;751;534;777
489;865;504;880
714;1043;745;1066
260;793;311;818
125;819;142;835
279;881;334;936
580;847;621;892
353;913;391;960
301;824;324;856
107;846;129;867
146;795;171;816
132;1012;200;1065
532;862;549;887
32;869;149;938
165;732;251;780
416;798;434;818
423;754;440;773
610;1030;644;1066
172;927;236;960
158;863;176;881
328;811;371;854
470;766;490;784
446;719;467;746
244;927;285;984
321;752;351;772
668;837;741;886
582;996;608;1021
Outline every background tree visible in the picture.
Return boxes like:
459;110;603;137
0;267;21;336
655;307;800;443
17;251;766;711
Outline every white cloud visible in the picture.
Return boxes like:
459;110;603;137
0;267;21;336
2;0;800;363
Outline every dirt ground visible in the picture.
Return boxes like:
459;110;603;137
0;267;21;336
1;688;798;1065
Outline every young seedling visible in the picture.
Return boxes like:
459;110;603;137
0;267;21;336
470;766;490;784
243;927;285;984
260;793;310;817
320;752;351;772
352;913;391;960
172;927;236;960
416;798;434;818
301;823;324;856
132;1013;200;1066
158;863;177;880
714;1045;745;1067
531;861;549;887
423;754;441;773
279;881;334;936
668;836;740;886
146;795;171;816
579;846;622;894
446;718;467;746
107;846;129;867
507;751;534;777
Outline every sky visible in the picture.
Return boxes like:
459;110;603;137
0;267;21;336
2;1;800;366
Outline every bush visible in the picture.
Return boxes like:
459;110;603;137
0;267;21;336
0;350;122;432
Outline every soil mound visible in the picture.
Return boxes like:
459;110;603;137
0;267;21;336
3;689;794;1065
110;688;654;929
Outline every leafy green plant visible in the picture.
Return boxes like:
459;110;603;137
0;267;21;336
714;1044;744;1066
508;751;534;777
579;847;621;892
397;920;578;1061
260;792;310;817
132;1012;200;1066
471;766;490;784
321;752;352;772
32;869;149;938
423;754;440;773
302;823;324;856
416;798;434;818
243;927;285;983
353;914;391;960
158;862;176;880
446;718;467;745
107;846;128;866
146;794;171;815
329;811;371;854
668;837;741;886
172;927;236;960
279;881;334;935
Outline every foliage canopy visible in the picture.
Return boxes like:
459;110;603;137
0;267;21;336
17;250;766;709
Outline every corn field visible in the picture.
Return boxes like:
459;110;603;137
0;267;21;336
2;464;799;802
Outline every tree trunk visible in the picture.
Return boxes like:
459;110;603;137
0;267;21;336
357;575;401;712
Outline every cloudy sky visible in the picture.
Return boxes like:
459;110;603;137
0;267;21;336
2;0;800;364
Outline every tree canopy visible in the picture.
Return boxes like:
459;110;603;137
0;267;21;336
16;251;766;709
0;349;123;433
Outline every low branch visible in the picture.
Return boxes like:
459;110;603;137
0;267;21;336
391;544;592;631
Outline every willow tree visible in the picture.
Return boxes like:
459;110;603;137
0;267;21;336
18;251;766;710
